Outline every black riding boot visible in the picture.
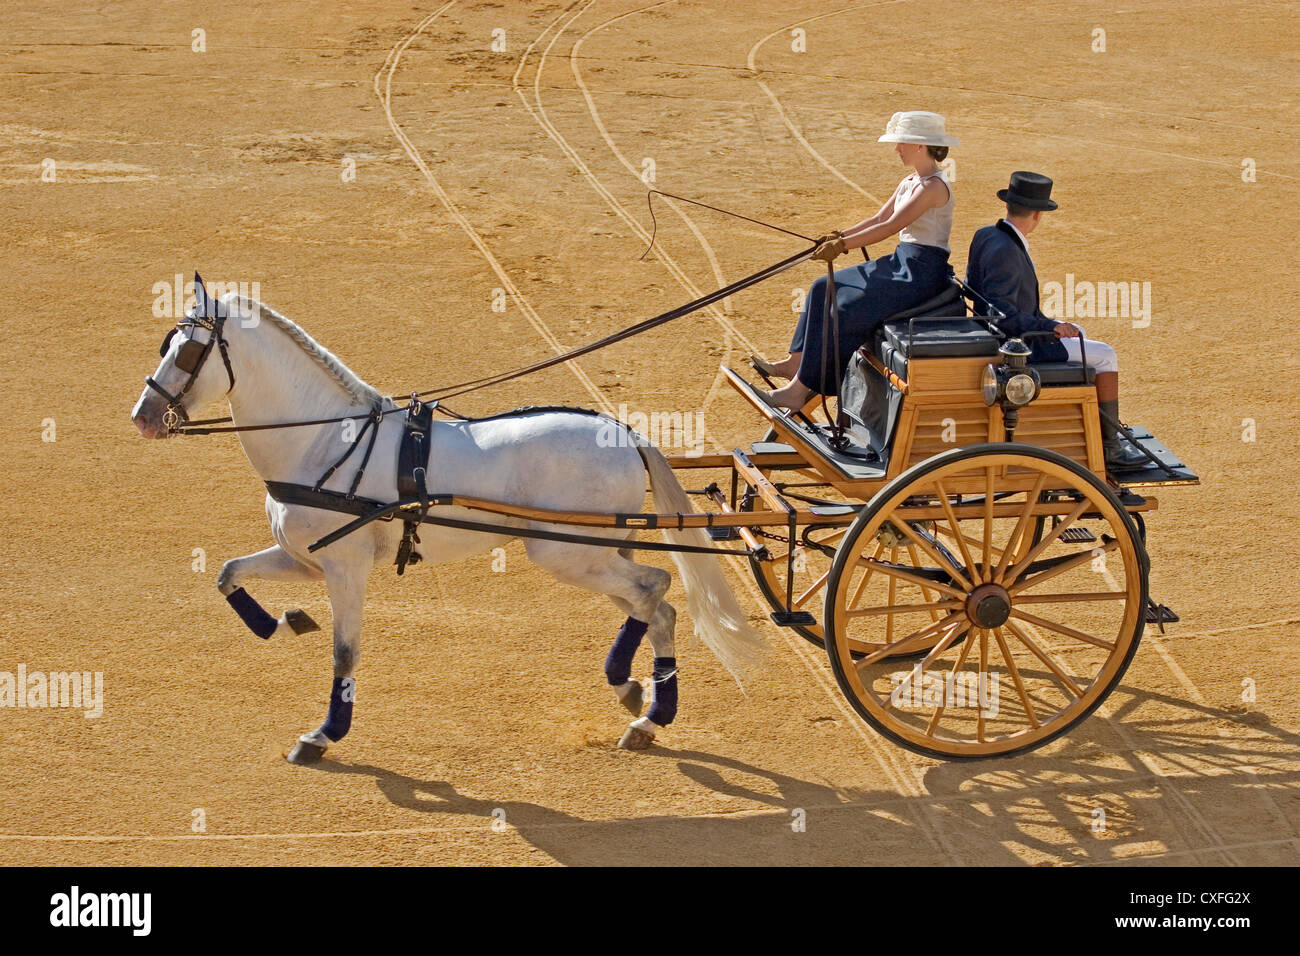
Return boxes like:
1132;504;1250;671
1100;399;1148;472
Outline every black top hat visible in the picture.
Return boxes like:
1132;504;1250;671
997;171;1058;211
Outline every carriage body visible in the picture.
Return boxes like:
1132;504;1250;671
667;285;1197;759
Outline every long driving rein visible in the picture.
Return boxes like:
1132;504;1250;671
151;228;821;438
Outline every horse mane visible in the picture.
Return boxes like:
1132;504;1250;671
222;294;384;409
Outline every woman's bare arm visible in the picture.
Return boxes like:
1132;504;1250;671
842;179;947;250
839;195;895;241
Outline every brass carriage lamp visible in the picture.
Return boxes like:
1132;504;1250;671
982;338;1041;440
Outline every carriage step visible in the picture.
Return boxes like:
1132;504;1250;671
810;504;857;517
771;610;818;628
706;525;739;541
1059;526;1096;543
1145;601;1179;631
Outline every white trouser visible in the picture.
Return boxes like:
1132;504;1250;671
1058;327;1119;374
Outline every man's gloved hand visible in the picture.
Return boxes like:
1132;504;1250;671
811;235;847;262
812;230;843;245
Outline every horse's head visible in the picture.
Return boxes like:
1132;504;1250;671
131;272;237;438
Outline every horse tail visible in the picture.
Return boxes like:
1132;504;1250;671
635;441;768;685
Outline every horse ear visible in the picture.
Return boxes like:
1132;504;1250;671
193;272;211;317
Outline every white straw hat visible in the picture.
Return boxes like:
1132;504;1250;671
878;111;959;148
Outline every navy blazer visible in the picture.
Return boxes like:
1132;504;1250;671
966;220;1067;362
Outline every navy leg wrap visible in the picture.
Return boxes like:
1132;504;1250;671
226;587;277;639
604;616;649;686
646;657;678;726
319;677;355;742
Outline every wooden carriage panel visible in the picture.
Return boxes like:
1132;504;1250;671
902;355;991;393
902;403;993;470
895;354;1105;478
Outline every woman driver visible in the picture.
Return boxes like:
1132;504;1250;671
759;111;958;410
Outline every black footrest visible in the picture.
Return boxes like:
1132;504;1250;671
1060;526;1097;543
1145;602;1179;626
771;610;817;627
707;525;739;541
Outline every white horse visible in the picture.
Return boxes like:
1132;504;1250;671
131;276;765;763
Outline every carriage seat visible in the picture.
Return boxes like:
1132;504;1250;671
1031;361;1096;385
871;315;1001;382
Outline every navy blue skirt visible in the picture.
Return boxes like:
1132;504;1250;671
791;242;953;394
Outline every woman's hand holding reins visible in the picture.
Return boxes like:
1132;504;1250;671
811;234;847;262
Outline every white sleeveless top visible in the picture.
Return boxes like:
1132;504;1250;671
894;169;953;252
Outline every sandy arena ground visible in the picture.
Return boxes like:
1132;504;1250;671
1;0;1297;865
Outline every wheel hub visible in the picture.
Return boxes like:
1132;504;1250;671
965;583;1012;629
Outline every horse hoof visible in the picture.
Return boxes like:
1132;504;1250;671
616;680;643;716
284;609;320;635
287;740;326;765
618;726;655;751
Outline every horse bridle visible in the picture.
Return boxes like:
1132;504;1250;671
146;307;236;432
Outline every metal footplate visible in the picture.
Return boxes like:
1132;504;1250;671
1145;599;1180;632
771;610;817;627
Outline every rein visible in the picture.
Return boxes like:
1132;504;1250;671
160;242;818;436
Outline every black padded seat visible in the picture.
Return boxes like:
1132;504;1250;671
1033;361;1096;386
881;317;1002;360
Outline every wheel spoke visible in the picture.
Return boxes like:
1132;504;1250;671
885;547;898;644
933;478;977;577
935;525;1007;563
992;626;1040;729
1009;608;1115;650
847;542;885;610
880;620;969;712
977;628;989;742
855;556;965;599
846;599;962;618
1003;498;1091;586
926;624;980;734
907;541;942;621
1009;538;1117;596
982;467;996;581
893;518;974;591
995;473;1047;581
857;612;965;670
1014;591;1128;605
1003;619;1084;698
792;568;832;609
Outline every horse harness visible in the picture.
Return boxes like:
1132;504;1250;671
393;398;434;574
148;306;236;430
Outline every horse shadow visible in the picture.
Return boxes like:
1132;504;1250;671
317;746;960;866
315;681;1300;865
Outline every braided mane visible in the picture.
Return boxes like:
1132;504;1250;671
223;294;383;408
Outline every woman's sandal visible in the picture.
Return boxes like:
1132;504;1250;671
749;354;789;379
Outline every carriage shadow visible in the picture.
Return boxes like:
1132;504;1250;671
315;682;1298;865
913;682;1300;864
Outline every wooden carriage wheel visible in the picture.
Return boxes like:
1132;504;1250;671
824;443;1148;759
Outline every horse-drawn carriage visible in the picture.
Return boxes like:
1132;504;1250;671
670;278;1197;758
134;263;1197;763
